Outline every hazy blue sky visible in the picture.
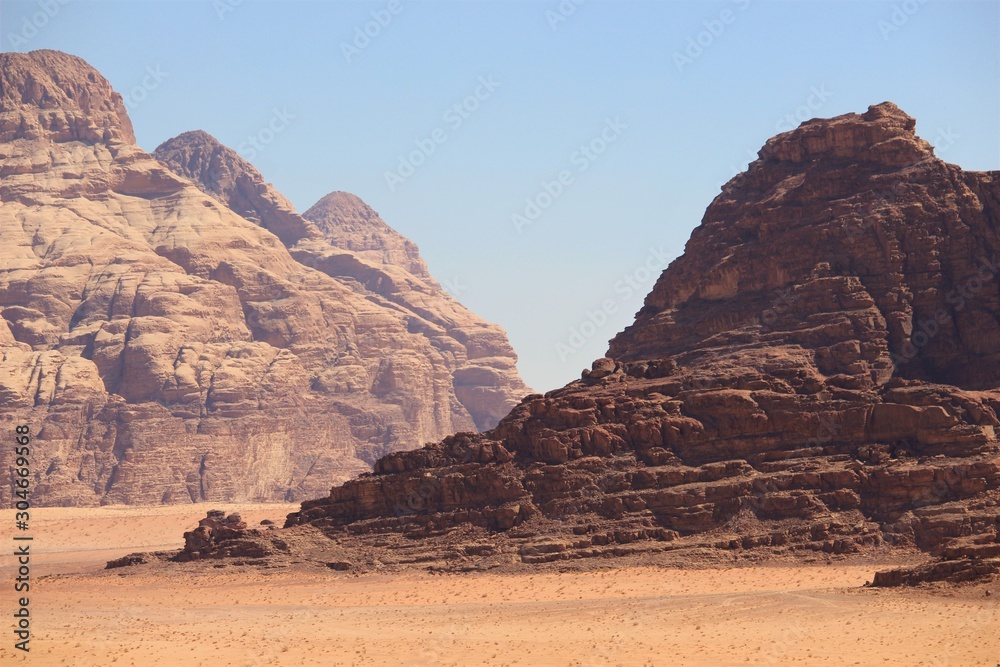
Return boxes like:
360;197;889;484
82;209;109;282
2;0;997;392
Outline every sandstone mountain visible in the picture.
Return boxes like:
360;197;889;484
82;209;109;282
0;50;528;506
173;103;999;578
152;131;528;432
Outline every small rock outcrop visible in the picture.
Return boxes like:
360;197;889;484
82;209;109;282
174;510;287;561
871;532;1000;586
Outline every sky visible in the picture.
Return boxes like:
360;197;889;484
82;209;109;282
2;0;998;393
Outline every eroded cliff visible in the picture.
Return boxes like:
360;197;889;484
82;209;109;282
0;50;528;506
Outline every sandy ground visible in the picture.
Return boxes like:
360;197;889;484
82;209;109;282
2;505;998;666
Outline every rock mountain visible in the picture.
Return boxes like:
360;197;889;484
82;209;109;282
170;102;999;580
0;50;528;506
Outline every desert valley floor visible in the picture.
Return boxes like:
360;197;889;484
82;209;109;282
1;505;997;666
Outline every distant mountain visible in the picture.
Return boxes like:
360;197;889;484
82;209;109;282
153;130;530;433
0;50;528;506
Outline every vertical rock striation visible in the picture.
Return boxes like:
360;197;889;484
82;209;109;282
0;50;528;506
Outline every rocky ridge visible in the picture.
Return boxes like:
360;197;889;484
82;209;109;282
0;50;527;506
160;103;999;577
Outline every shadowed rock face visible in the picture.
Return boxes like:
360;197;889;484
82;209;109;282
274;103;1000;570
0;50;528;506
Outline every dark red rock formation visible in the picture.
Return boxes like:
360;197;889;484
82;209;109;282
175;509;289;561
871;532;1000;586
260;103;999;571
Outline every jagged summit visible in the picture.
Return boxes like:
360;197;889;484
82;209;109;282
153;130;323;246
154;127;530;432
153;130;432;281
612;102;998;390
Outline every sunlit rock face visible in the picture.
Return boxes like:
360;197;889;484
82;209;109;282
0;50;528;506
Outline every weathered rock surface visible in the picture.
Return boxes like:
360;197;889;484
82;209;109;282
0;50;528;506
175;509;289;561
216;102;999;572
871;532;1000;586
153;132;529;432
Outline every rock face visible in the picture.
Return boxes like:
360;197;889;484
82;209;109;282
303;191;430;279
0;50;528;506
152;132;530;433
268;102;1000;571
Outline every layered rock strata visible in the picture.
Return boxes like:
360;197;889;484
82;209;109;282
259;103;999;571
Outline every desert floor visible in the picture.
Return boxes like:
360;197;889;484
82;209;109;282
1;504;998;667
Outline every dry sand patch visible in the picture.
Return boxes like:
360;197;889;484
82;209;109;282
2;505;997;666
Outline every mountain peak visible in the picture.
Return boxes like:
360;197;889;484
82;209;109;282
256;103;1000;574
306;190;382;234
304;191;431;279
153;128;322;246
0;51;531;505
758;100;934;166
0;49;135;144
